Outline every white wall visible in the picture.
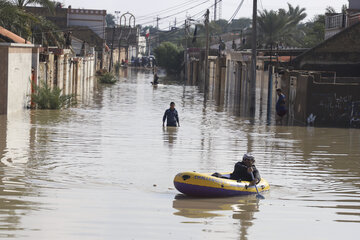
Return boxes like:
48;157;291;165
6;45;34;114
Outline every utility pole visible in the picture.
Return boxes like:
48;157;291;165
184;19;188;81
156;16;160;29
204;9;210;92
109;26;115;72
214;0;217;21
156;16;160;48
250;0;257;116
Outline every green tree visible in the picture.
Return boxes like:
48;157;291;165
106;14;116;27
0;0;34;39
257;4;307;48
229;17;252;31
302;15;325;48
0;0;64;46
154;42;183;75
12;0;54;9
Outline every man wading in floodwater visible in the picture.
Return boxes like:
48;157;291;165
163;102;180;127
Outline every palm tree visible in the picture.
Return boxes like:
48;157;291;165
257;10;290;48
1;0;63;46
287;3;307;24
257;4;307;49
11;0;54;9
325;6;337;14
0;0;34;39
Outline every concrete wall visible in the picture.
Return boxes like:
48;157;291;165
0;43;39;115
7;47;32;114
38;51;96;103
281;70;360;128
223;51;269;117
186;50;271;118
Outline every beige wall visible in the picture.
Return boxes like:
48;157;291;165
38;52;95;103
7;47;32;114
0;43;39;115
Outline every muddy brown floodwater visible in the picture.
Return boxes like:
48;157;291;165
0;68;360;239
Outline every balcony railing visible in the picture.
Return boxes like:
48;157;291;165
325;14;346;29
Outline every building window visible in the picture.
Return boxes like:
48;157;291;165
326;14;344;29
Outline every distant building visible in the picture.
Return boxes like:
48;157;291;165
325;0;360;39
67;7;107;40
138;36;147;57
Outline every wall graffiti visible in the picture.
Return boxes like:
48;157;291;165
311;93;360;128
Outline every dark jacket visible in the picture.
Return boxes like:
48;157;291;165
163;108;179;126
230;162;261;183
276;93;286;112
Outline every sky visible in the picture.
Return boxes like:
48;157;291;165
63;0;349;28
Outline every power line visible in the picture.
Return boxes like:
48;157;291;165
228;0;245;23
30;0;215;39
136;0;210;27
136;0;204;20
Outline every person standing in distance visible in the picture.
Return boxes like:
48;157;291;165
276;88;287;124
163;102;180;127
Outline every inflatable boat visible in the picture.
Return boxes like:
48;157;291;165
174;172;270;197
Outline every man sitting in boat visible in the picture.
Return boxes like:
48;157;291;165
230;153;261;185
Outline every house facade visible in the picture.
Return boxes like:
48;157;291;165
325;0;360;39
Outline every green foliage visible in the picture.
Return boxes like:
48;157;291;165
301;15;325;48
98;72;117;84
154;42;183;75
31;15;65;46
229;18;252;31
257;3;307;48
31;81;75;109
13;0;55;9
106;14;116;27
0;1;34;39
0;0;64;46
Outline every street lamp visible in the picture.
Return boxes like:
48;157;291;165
115;11;121;26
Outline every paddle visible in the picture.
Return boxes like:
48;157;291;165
251;172;265;199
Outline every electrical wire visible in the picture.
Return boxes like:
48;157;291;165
136;0;210;26
136;0;204;20
29;0;216;38
228;0;245;23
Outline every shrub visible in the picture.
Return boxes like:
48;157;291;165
98;72;117;84
31;81;75;109
154;42;184;75
96;68;108;76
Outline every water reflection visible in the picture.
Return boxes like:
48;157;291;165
0;113;40;238
162;127;178;147
173;194;259;240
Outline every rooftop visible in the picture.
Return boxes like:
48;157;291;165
0;26;30;44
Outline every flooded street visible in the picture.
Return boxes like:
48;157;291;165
0;69;360;239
